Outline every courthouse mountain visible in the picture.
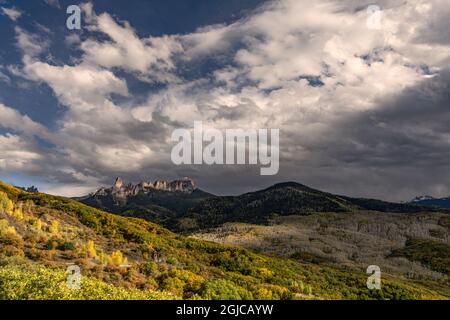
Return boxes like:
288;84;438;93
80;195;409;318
78;177;214;228
95;177;198;199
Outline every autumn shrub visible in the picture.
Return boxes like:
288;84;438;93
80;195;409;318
30;218;42;231
166;256;179;265
48;221;59;234
60;250;78;260
161;277;185;296
97;249;128;266
0;192;14;215
26;248;55;261
0;231;24;248
0;245;24;258
22;200;35;214
110;250;127;266
252;267;274;280
0;219;16;237
140;261;158;276
97;250;112;265
200;279;253;300
252;284;292;300
167;269;204;296
212;254;252;275
84;240;97;258
11;203;24;221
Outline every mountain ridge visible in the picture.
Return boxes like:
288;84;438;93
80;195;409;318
410;195;450;209
78;179;445;232
182;181;442;230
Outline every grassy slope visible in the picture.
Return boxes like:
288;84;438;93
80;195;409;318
0;182;446;300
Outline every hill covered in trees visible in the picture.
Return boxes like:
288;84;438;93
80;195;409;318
0;181;445;300
178;182;440;231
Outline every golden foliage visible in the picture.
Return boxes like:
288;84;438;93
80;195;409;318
32;218;42;231
0;219;16;237
49;220;59;234
110;250;128;266
11;203;24;221
0;191;14;215
85;240;97;258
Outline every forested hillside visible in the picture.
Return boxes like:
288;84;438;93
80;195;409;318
0;181;445;300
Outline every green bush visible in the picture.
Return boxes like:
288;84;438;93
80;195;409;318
140;262;158;276
161;277;185;296
45;239;75;251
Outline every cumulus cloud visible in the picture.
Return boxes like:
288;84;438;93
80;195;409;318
3;0;450;200
15;27;49;58
0;104;53;140
23;60;129;110
0;134;43;172
79;3;183;83
1;7;22;21
64;34;81;46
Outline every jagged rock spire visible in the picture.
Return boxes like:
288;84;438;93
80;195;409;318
94;177;197;204
113;177;124;189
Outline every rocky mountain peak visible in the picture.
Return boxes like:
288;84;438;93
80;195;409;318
113;177;124;189
93;177;197;204
411;195;435;202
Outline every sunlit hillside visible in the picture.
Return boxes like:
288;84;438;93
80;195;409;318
0;181;445;300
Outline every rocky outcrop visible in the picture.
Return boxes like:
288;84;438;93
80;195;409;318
93;177;197;204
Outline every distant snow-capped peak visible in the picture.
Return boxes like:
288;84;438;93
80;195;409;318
411;195;435;202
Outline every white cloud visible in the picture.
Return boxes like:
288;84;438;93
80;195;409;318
0;104;53;140
1;7;22;21
0;134;42;172
79;3;183;83
15;27;49;58
23;59;129;111
0;66;11;84
64;34;81;46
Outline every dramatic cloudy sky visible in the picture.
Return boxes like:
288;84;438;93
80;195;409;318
0;0;449;201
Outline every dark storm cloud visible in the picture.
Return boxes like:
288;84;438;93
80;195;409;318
288;69;450;201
